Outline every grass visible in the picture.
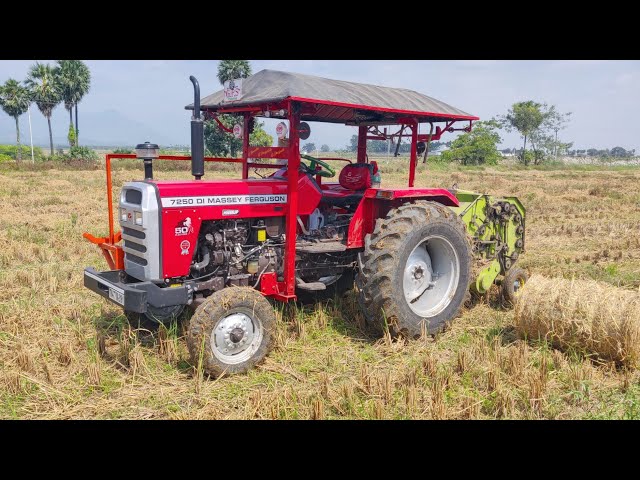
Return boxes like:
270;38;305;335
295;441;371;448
1;159;640;419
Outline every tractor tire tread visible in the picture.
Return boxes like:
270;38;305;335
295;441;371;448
357;200;472;338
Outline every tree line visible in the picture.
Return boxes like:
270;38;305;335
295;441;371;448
500;146;635;159
437;102;571;166
0;60;91;161
339;100;635;166
416;102;575;166
335;101;575;166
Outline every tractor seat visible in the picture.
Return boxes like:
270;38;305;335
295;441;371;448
321;163;376;208
321;186;366;207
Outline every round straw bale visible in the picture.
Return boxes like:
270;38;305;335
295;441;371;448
514;274;640;367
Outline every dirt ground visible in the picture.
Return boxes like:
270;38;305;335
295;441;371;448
1;160;640;419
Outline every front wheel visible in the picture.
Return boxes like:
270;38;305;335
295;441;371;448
501;267;528;307
186;287;276;377
358;201;472;338
126;304;185;330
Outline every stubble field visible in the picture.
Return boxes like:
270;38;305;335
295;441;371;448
1;159;640;419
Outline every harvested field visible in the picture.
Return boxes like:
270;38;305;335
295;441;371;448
1;160;640;419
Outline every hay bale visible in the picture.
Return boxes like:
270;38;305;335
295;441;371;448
514;274;640;367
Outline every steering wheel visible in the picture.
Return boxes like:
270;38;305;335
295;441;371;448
300;154;336;178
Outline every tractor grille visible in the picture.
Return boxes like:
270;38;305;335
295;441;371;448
125;189;142;205
126;253;148;266
122;226;145;240
120;183;161;281
124;239;147;253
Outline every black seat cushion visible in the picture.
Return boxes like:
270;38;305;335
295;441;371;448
320;191;364;208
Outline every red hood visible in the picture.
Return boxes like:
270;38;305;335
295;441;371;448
154;178;288;203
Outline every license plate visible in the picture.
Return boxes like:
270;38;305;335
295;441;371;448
109;287;125;306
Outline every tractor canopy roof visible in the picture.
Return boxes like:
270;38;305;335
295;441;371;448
187;69;478;125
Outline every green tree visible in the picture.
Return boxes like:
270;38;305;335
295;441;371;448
204;117;273;157
204;115;239;157
26;62;61;156
249;122;273;148
320;144;330;152
67;123;77;148
205;60;272;156
54;60;91;146
217;60;251;85
546;107;572;159
527;105;572;165
0;79;32;162
439;120;502;165
500;101;546;166
55;60;77;143
611;146;630;158
302;142;316;153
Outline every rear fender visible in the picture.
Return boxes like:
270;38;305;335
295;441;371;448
346;188;460;249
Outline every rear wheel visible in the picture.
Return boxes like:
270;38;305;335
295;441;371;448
501;267;528;307
186;287;275;377
357;201;472;338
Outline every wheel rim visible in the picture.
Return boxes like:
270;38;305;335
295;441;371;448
403;235;460;317
211;311;263;365
513;277;525;295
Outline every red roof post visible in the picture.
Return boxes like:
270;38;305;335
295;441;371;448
242;112;250;179
357;126;367;164
408;120;418;187
284;102;301;297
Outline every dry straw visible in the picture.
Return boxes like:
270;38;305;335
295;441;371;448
514;274;640;367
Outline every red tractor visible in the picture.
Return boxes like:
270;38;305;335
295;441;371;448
84;70;526;376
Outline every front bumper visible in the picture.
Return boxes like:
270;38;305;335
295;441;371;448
83;267;190;313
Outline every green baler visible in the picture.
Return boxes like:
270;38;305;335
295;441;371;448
451;190;527;298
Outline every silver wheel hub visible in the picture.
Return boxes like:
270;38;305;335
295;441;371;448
403;235;460;318
405;258;433;300
211;312;263;364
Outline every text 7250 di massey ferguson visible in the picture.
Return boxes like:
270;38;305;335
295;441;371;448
83;70;527;376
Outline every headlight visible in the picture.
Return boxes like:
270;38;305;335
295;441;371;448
120;208;128;222
134;211;143;226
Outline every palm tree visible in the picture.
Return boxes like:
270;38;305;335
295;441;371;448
0;79;31;162
54;60;91;146
26;62;61;156
217;60;251;85
54;60;77;144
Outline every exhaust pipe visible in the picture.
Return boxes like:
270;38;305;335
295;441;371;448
189;76;205;180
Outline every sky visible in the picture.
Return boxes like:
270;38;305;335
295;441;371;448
1;60;639;151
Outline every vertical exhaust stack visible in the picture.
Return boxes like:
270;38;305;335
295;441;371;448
189;76;205;180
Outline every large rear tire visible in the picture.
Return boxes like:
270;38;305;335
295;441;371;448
357;201;472;338
186;287;275;377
